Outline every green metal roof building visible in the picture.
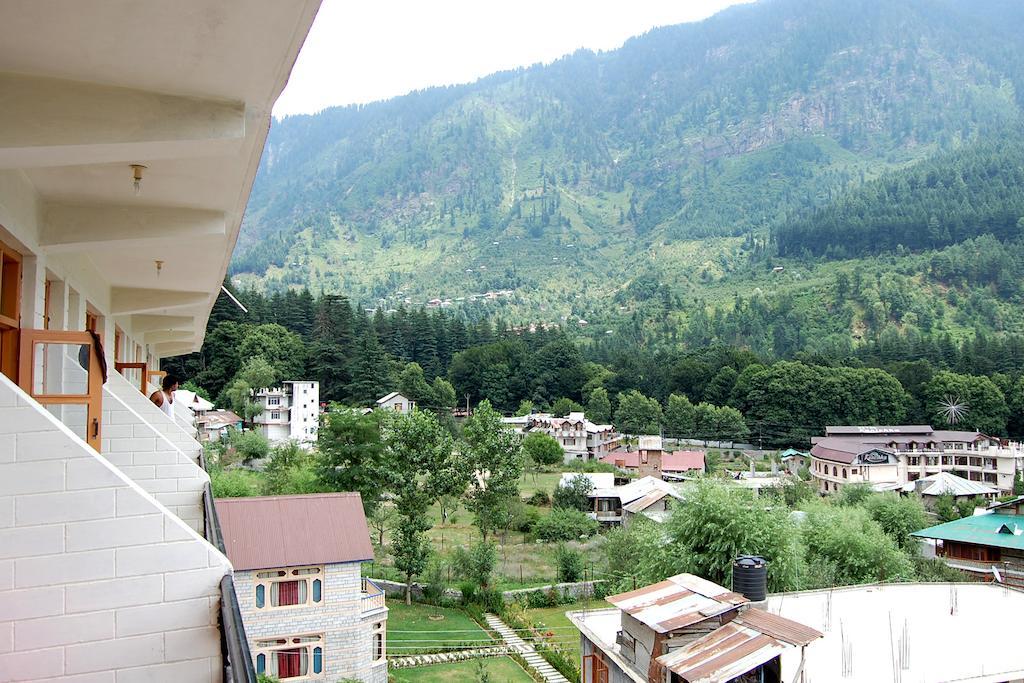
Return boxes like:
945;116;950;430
912;510;1024;587
912;513;1024;551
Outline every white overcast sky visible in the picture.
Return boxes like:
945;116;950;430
274;0;753;118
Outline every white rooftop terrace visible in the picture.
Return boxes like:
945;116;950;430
572;582;1024;683
766;582;1024;683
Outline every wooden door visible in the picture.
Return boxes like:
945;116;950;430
0;240;22;383
19;329;103;451
115;361;147;394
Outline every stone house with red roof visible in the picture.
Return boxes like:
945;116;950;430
215;493;387;682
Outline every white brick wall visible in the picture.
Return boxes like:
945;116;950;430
101;386;207;532
235;563;387;683
0;373;230;683
105;372;202;464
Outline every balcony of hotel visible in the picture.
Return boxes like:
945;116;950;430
0;2;320;681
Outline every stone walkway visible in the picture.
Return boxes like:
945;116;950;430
389;645;509;669
485;613;571;683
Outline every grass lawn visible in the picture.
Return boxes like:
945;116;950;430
525;600;613;650
390;656;535;682
386;599;493;654
519;470;563;498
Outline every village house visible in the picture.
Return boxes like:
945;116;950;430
589;476;684;526
911;495;1024;587
778;448;810;476
0;2;319;680
503;411;621;461
809;425;1024;494
376;391;415;414
899;471;999;509
215;493;388;682
198;409;245;442
601;436;705;480
254;380;320;445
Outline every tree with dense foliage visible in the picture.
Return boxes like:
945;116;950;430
398;362;434;407
221;356;277;424
345;328;394;406
554;544;585;583
551;397;584;417
382;409;461;603
586;387;612;424
801;503;914;585
462;401;523;541
522;432;564;467
664;393;695;438
615;390;663;435
923;371;1009;435
316;408;387;512
666;480;801;592
553;474;593;512
863;493;929;550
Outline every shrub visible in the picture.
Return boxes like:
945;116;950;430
210;468;259;497
477;587;504;613
513;506;541;533
458;581;478;606
528;491;551;506
864;493;929;550
228;429;270;463
533;508;600;542
421;557;448;604
536;643;580;683
554;544;584;583
525;589;549;609
802;503;914;584
834;483;875;507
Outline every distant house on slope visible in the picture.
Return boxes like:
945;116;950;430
588;476;684;526
376;391;414;414
902;471;999;509
601;436;705;480
502;411;621;462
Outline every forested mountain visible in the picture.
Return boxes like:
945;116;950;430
232;0;1024;353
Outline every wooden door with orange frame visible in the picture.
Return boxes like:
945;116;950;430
19;329;104;451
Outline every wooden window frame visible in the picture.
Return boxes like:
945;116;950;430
0;240;22;383
254;565;324;611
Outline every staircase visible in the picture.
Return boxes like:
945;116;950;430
485;613;571;683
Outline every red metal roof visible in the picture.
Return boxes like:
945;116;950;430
606;573;747;634
214;493;374;571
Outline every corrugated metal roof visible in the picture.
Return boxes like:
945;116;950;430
600;450;705;471
606;573;747;634
623;488;670;514
657;622;787;683
657;608;821;682
215;493;374;570
907;472;999;497
733;608;822;646
911;513;1024;551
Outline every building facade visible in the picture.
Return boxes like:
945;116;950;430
810;425;1024;494
215;493;388;683
600;436;705;480
0;3;319;680
254;381;320;444
503;411;621;461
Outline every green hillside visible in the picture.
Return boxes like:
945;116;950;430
232;0;1024;350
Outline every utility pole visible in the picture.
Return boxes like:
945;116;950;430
465;394;470;416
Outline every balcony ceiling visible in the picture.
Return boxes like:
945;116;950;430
0;0;321;352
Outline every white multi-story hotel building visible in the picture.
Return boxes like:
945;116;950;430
810;425;1024;495
0;2;320;681
254;381;320;444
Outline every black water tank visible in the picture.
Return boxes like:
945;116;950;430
732;555;767;602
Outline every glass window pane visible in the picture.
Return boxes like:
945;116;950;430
313;647;322;674
312;579;321;602
44;403;88;441
33;342;90;395
256;654;265;674
256;584;265;608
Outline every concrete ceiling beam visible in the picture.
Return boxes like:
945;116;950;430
129;314;196;334
0;72;245;169
111;287;209;315
40;203;226;253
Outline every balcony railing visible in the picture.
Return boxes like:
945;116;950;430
203;481;257;683
362;577;386;612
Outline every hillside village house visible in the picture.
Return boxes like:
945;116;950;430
503;411;621;461
198;409;245;442
0;2;319;680
215;493;388;682
572;570;1024;682
254;381;320;445
600;436;705;480
376;391;414;414
588;476;683;526
809;425;1024;494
